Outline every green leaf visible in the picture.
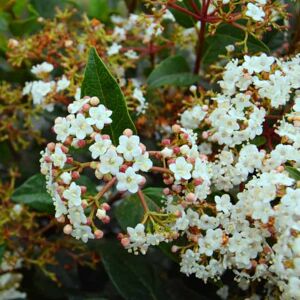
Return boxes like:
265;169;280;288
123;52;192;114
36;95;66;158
98;240;168;300
285;166;300;180
87;0;110;22
12;174;54;212
169;1;199;28
30;0;67;18
250;135;267;147
81;47;136;145
143;187;164;206
147;55;199;89
0;244;5;264
115;190;161;230
202;24;269;65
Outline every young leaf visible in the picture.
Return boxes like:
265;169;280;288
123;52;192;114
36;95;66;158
147;55;199;89
11;174;54;212
81;47;136;145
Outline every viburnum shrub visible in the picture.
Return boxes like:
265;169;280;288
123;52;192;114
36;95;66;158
1;0;300;299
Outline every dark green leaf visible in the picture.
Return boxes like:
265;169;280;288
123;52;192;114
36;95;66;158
87;0;110;22
169;1;199;28
98;240;168;300
202;24;269;65
81;47;136;145
250;135;267;147
12;174;54;212
114;191;160;230
143;187;164;206
147;55;199;89
30;0;67;18
285;166;300;180
0;244;5;264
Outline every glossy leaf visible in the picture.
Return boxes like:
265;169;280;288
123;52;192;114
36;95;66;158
114;190;161;230
12;174;54;212
202;24;269;65
81;47;136;145
99;240;168;300
147;55;199;89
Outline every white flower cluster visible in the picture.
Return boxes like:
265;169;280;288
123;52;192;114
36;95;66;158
22;62;70;111
122;53;300;298
40;96;153;242
0;253;26;299
179;55;300;147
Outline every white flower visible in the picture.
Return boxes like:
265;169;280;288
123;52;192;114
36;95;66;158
116;135;142;161
71;225;94;243
60;172;72;185
68;206;87;226
31;81;54;105
22;81;33;95
89;135;112;159
86;105;112;130
169;157;193;181
53;192;67;218
68;98;89;114
51;146;67;168
192;157;211;181
116;167;144;193
31;62;54;75
127;223;146;244
245;3;265;22
63;182;82;207
69;114;93;140
53;117;70;142
99;148;123;175
107;43;122;56
56;75;70;92
125;50;138;59
132;153;153;172
215;194;232;214
180;105;206;129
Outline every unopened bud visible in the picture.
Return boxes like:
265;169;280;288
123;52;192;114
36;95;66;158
63;224;73;234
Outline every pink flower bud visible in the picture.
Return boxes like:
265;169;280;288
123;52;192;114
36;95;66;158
162;139;171;146
200;154;208;161
72;171;80;180
172;184;182;193
102;215;111;224
174;210;182;217
121;237;130;247
57;215;65;223
171;245;178;253
94;229;104;239
187;157;195;164
173;147;180;154
47;142;55;152
102;134;110;140
66;157;73;164
82;103;90;112
77;140;86;148
45;156;52;163
163;188;170;195
123;128;133;136
186;192;196;202
81;200;88;209
63;224;73;234
61;145;69;153
102;203;111;211
80;186;87;194
119;164;128;172
194;178;203;186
